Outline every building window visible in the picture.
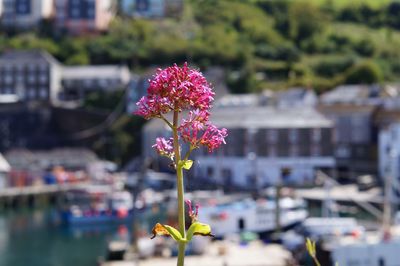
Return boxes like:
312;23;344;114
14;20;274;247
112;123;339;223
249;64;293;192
206;167;214;178
136;0;150;12
15;0;31;15
39;64;48;72
71;8;80;18
312;128;321;143
4;75;13;84
28;64;36;72
16;75;24;83
28;75;36;83
289;129;298;143
87;8;95;18
311;145;321;156
39;87;48;99
27;88;36;99
267;129;278;143
290;145;299;157
268;146;277;157
4;87;12;94
39;74;48;84
99;79;109;87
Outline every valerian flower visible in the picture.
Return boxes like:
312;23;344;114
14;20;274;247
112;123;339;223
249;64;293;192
152;137;174;158
179;109;228;152
135;63;228;155
135;63;215;119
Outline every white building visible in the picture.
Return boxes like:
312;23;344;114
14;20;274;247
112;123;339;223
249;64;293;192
0;50;63;105
0;153;10;189
379;123;400;203
62;65;131;100
142;106;336;189
1;0;54;29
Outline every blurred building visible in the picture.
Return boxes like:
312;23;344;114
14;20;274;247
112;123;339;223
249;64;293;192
275;88;317;108
378;123;400;203
5;148;98;171
61;65;131;100
142;106;335;189
0;153;10;188
0;50;63;105
318;85;382;181
0;0;54;29
120;0;183;18
54;0;115;34
0;49;133;104
318;104;377;181
320;84;383;106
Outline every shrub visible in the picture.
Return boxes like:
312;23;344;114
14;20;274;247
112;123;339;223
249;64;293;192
344;60;383;84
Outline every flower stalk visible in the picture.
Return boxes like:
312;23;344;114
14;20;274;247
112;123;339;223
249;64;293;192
134;63;227;266
173;110;186;266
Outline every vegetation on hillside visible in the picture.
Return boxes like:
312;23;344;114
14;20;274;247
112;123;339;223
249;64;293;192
1;0;399;94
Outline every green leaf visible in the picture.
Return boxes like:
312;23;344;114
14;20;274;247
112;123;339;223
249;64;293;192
186;222;214;241
182;160;193;170
163;225;184;242
151;223;183;242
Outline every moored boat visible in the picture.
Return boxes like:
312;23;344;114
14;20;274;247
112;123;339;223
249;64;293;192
197;197;308;238
61;186;134;225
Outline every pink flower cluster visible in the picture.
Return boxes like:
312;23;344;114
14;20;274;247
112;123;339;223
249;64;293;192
134;63;227;155
179;110;227;152
152;137;174;158
135;63;215;119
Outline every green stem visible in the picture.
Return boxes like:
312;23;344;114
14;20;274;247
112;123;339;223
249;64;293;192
312;256;321;266
173;110;186;266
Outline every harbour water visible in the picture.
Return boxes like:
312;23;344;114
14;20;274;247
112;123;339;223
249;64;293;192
0;208;124;266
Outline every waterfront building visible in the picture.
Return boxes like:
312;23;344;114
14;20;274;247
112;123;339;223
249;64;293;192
5;148;98;171
54;0;115;34
275;87;318;108
0;0;54;29
0;153;10;188
142;106;335;188
318;85;382;181
318;103;377;181
61;65;131;100
0;50;63;105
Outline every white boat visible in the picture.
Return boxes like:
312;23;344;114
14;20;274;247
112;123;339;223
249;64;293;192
332;229;400;266
197;197;308;237
301;217;365;239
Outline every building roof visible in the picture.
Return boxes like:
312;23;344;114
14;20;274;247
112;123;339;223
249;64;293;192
0;153;10;172
0;50;61;65
144;106;333;132
4;148;98;171
320;85;381;104
276;87;315;101
209;106;333;129
62;65;131;83
317;103;377;114
214;93;262;108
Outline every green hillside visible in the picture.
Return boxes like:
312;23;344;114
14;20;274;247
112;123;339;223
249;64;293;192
2;0;400;93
